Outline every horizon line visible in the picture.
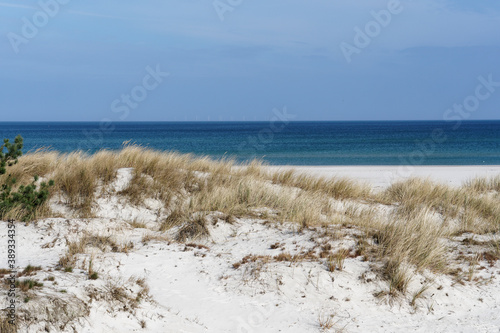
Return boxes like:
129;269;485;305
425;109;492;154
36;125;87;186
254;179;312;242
2;119;500;123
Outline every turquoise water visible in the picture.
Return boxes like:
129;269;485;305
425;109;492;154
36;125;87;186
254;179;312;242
0;121;499;165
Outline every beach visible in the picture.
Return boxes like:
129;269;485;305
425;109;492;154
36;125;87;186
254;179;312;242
267;165;500;191
4;0;500;331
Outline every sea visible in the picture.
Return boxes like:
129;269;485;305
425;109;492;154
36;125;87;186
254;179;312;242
0;121;499;165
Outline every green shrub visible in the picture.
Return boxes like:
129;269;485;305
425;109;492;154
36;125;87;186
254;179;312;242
0;135;54;221
0;135;23;175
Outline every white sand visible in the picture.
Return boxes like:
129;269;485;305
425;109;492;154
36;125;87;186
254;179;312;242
1;166;500;332
266;165;500;191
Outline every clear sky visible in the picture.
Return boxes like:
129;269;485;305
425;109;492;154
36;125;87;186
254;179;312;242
1;0;499;121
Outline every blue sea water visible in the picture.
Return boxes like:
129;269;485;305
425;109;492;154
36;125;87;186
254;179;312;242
0;121;499;165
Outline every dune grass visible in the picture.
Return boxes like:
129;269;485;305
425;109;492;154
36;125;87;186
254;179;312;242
268;168;372;200
0;317;16;333
370;210;449;295
380;178;500;234
3;146;500;298
464;176;500;193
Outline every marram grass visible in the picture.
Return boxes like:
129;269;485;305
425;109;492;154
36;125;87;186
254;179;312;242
2;145;500;297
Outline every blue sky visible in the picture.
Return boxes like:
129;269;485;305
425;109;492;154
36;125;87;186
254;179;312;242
1;0;499;121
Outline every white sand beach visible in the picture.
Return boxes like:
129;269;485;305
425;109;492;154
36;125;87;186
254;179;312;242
267;165;500;191
1;161;500;333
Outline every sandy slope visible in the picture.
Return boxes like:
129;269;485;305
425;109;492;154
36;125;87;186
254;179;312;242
1;166;500;332
2;217;500;332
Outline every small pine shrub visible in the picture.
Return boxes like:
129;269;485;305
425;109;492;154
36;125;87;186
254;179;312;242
0;135;23;175
0;136;54;221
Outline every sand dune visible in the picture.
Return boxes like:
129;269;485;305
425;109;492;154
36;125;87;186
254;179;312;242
1;152;499;332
